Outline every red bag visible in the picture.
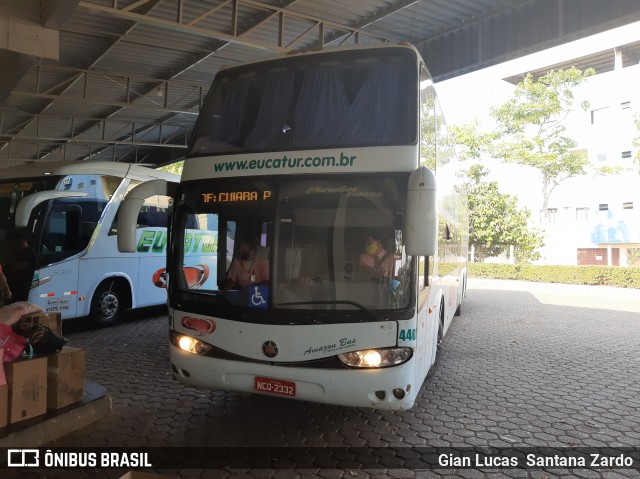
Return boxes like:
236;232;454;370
0;322;27;362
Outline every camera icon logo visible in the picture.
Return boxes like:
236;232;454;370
7;449;40;467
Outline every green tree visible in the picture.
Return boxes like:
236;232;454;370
628;247;640;267
450;122;493;163
157;160;184;175
465;164;544;263
490;67;595;216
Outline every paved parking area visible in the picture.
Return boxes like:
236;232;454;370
16;279;640;478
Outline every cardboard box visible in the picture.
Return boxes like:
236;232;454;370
18;311;63;336
0;383;8;428
5;356;47;424
47;347;85;409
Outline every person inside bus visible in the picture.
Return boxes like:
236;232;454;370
223;239;269;290
4;229;36;303
359;232;395;281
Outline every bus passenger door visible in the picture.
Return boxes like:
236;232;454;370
34;203;83;318
136;227;169;307
133;198;172;307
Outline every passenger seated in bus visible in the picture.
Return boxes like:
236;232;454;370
359;232;395;281
223;240;269;290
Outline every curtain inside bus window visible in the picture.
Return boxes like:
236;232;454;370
289;69;349;147
191;75;254;154
188;48;417;156
342;64;401;144
220;75;253;146
243;72;296;149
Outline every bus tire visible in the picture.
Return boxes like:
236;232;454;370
90;279;128;327
436;300;445;354
427;301;445;379
454;274;466;317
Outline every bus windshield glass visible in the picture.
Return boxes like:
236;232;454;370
188;48;417;156
0;174;122;265
0;176;62;238
174;175;413;315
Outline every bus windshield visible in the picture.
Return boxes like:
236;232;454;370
0;174;122;265
0;176;61;232
188;47;417;156
174;175;413;316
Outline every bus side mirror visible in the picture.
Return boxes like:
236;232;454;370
117;179;169;253
15;191;88;227
406;166;437;256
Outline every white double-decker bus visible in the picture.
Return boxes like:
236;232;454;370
119;43;468;409
0;161;179;325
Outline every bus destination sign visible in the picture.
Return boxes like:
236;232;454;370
201;190;272;204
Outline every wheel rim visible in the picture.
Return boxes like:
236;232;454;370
99;291;119;319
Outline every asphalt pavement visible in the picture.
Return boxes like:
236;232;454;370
7;278;640;479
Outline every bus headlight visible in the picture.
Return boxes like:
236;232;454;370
170;331;213;356
338;347;412;368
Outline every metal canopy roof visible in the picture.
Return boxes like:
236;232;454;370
503;39;640;84
1;0;640;168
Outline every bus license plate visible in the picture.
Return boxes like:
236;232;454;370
254;376;296;397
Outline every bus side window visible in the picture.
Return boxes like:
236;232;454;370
138;199;170;229
40;203;84;264
78;199;106;246
109;196;170;234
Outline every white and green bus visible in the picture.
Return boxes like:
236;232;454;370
119;43;468;409
0;161;179;326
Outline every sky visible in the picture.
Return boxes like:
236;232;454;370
434;19;640;211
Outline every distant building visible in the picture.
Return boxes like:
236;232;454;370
506;42;640;266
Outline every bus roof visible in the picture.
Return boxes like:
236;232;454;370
0;161;179;183
217;41;422;73
220;41;422;72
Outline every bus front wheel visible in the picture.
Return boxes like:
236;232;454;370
436;300;445;354
427;301;445;379
454;274;466;317
90;280;128;327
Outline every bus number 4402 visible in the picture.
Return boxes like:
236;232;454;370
398;329;416;341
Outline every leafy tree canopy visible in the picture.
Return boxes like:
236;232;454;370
464;164;544;263
489;67;596;213
157;160;184;175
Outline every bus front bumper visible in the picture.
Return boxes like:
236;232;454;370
169;343;419;410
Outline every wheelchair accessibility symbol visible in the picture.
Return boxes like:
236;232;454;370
249;285;268;308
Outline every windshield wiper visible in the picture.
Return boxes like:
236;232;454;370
276;300;378;319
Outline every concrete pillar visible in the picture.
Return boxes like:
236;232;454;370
614;48;623;70
0;15;59;59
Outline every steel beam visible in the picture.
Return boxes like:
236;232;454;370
0;135;187;149
418;0;640;81
78;0;389;52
